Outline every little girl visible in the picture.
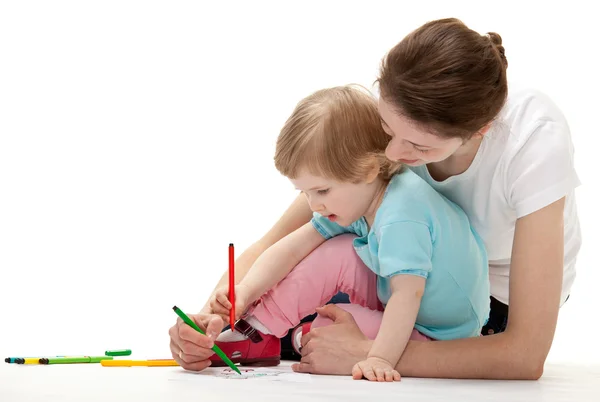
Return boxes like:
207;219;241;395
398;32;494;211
209;85;490;381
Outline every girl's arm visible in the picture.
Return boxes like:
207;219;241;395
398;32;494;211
395;197;565;379
201;193;312;312
240;222;326;303
369;275;425;365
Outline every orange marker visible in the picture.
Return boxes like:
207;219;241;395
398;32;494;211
229;243;235;330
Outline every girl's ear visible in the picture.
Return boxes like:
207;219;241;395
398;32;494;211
365;157;381;184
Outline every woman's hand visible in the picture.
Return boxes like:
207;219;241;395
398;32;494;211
292;305;372;375
168;313;224;371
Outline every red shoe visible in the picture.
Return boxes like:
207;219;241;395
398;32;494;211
290;322;312;355
210;319;281;367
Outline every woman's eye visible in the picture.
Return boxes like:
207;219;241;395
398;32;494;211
317;189;330;195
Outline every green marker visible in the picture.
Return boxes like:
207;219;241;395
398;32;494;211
41;356;113;364
172;305;241;375
105;349;131;357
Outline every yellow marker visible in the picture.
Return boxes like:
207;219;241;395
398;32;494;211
101;359;179;367
23;356;74;364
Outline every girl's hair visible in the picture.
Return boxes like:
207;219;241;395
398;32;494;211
377;18;508;140
274;85;401;182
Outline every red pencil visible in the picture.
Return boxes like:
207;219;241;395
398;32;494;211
229;243;235;330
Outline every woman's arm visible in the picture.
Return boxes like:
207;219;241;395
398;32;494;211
395;197;564;379
201;193;312;312
240;223;326;302
295;198;565;380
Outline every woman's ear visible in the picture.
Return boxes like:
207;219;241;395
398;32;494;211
474;122;493;139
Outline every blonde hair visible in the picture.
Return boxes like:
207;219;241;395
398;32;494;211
274;85;402;183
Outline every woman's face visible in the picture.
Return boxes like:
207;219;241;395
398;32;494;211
378;97;464;167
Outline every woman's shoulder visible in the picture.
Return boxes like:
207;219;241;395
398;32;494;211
499;84;570;134
490;84;573;160
489;84;579;216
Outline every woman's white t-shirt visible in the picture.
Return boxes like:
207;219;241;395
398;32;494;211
410;85;581;305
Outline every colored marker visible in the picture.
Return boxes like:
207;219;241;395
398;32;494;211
105;349;132;356
172;305;241;375
5;356;66;364
101;359;179;367
229;242;236;330
23;358;44;364
40;356;113;364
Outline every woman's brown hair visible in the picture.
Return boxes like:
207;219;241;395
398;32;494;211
378;18;508;140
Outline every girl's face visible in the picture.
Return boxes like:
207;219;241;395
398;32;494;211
378;97;464;166
289;169;382;227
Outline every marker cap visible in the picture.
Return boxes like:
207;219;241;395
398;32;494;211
105;349;132;356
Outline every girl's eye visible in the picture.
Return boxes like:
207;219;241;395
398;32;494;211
317;189;330;195
414;146;428;154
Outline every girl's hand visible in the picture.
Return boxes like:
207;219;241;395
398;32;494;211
352;356;401;382
209;284;252;324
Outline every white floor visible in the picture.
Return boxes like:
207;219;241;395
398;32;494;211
2;361;599;402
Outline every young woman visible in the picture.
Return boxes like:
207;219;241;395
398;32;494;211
169;18;580;380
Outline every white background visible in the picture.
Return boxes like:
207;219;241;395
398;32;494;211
0;0;598;366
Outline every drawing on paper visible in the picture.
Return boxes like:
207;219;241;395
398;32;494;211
217;368;282;380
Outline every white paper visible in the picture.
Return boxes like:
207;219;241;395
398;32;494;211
167;365;314;383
